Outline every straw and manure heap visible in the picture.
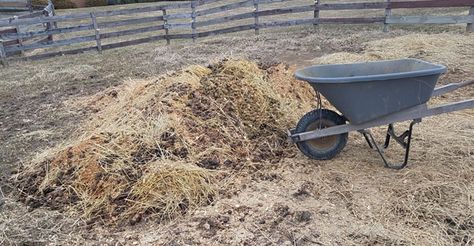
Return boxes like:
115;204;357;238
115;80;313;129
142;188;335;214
14;60;316;225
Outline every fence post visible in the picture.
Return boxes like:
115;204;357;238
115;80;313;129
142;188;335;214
90;13;102;54
0;40;7;67
254;0;259;35
191;1;196;43
383;0;391;32
467;6;474;33
45;1;55;43
314;0;320;26
14;16;24;56
163;9;170;45
51;1;57;29
27;0;33;12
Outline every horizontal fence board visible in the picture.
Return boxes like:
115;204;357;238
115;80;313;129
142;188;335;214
1;24;93;40
18;11;45;19
198;23;255;37
390;0;474;9
196;5;315;27
196;0;292;17
0;6;29;10
194;0;224;7
196;0;255;16
17;32;199;60
100;34;166;49
18;46;98;61
0;0;27;3
317;2;387;10
318;17;385;24
4;39;19;46
259;18;314;28
0;2;28;7
98;16;164;29
262;4;315;15
0;28;16;34
195;11;254;27
0;13;91;27
165;12;193;20
259;17;385;27
100;25;164;39
5;34;96;52
93;0;218;17
166;23;192;29
387;15;474;24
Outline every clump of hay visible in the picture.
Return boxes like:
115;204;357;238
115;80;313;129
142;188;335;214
14;60;316;225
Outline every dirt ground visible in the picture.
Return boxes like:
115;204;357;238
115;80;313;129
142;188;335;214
1;3;474;245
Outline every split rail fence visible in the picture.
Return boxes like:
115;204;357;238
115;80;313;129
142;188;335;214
0;0;473;65
0;2;53;60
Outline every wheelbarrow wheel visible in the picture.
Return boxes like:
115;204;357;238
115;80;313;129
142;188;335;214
295;109;348;160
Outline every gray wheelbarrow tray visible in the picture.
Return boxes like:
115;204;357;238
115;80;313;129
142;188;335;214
289;58;474;169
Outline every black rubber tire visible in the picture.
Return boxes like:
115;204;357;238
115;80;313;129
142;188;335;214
295;109;348;160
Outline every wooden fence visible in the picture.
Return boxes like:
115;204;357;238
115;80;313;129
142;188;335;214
0;0;473;65
0;0;32;12
0;1;53;63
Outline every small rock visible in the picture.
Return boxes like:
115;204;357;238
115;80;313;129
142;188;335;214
203;223;211;230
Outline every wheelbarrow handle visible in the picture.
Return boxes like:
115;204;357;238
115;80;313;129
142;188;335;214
432;79;474;97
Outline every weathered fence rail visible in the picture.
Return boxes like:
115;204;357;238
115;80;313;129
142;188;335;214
0;0;32;12
0;0;473;64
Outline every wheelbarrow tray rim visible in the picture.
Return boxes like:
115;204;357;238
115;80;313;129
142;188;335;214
295;58;447;84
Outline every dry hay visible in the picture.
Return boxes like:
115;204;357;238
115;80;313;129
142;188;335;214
13;60;316;225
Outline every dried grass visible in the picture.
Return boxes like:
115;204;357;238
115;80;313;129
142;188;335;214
13;59;315;225
314;33;474;82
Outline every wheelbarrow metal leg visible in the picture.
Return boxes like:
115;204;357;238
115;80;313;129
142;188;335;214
362;119;420;169
383;124;392;149
384;123;414;149
359;130;374;149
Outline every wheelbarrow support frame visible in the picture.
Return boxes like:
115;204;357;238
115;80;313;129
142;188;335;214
359;119;419;169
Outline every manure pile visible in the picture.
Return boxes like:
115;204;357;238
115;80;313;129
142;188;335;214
13;60;317;225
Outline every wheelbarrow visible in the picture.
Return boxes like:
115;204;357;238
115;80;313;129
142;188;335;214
288;58;474;169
